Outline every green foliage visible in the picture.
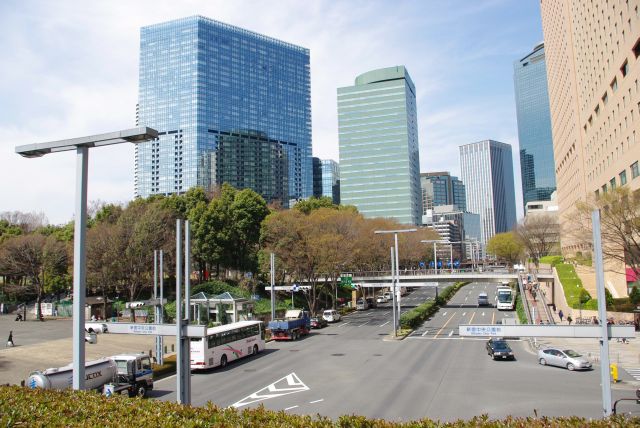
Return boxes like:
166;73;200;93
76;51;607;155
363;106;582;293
486;232;524;264
37;222;74;242
293;196;337;214
539;255;563;266
515;293;527;324
630;286;640;305
191;280;250;298
93;204;123;225
0;219;22;242
555;263;593;310
2;386;635;427
400;282;467;329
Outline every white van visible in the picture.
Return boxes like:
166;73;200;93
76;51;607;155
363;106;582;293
322;309;341;323
477;292;490;307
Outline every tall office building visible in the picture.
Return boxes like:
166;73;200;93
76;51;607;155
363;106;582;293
513;42;557;207
321;159;340;204
541;0;640;295
312;157;323;198
420;172;466;214
337;66;422;224
135;16;311;203
459;140;517;246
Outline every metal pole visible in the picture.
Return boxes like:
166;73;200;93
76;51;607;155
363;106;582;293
158;250;164;366
592;210;612;417
154;250;161;365
394;233;401;332
72;146;88;390
184;220;191;404
450;244;454;274
390;246;396;337
270;253;275;321
176;219;187;405
434;242;437;275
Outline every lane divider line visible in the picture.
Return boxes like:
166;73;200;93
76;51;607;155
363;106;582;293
468;312;476;325
435;312;456;338
285;405;299;411
309;399;324;404
421;329;429;337
380;321;390;327
338;322;350;328
448;331;454;337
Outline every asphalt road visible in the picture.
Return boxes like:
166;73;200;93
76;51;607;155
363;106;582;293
152;283;639;421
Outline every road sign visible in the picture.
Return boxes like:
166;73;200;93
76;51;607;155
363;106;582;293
459;324;635;338
340;275;353;286
104;322;207;337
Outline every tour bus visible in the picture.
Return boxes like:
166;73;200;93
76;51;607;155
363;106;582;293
190;320;265;370
496;286;515;311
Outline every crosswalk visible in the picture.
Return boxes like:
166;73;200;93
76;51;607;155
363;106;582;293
625;367;640;381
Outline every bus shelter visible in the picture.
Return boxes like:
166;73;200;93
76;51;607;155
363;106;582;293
190;292;254;325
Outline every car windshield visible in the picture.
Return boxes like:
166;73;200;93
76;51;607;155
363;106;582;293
493;341;510;350
563;350;582;358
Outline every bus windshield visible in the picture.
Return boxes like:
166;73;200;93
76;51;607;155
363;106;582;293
497;293;512;303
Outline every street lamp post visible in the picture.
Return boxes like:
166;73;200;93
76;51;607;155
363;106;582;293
374;228;417;337
15;127;158;390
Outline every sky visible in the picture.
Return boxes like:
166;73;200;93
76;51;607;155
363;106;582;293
0;0;543;225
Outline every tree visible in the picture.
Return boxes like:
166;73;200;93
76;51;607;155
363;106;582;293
574;187;640;276
87;222;119;316
514;214;560;267
487;232;524;264
293;197;337;214
629;285;640;305
0;234;68;319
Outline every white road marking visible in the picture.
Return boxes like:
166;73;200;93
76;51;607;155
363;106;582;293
448;331;454;337
462;312;466;316
358;322;368;327
285;405;299;411
338;322;350;328
421;329;430;337
309;399;324;404
380;321;390;327
231;373;309;408
442;312;447;316
465;297;468;301
482;312;485;316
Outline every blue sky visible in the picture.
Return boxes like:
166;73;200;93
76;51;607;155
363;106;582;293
0;0;543;224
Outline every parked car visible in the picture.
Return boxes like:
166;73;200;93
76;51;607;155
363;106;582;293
85;322;108;334
322;309;341;322
356;298;367;311
477;292;490;307
537;348;592;371
365;297;377;309
310;317;328;329
383;291;393;301
486;339;515;360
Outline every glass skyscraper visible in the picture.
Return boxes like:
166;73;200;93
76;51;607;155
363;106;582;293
459;140;517;246
513;42;556;207
321;159;340;204
337;66;422;224
135;16;311;203
312;157;323;198
420;172;466;214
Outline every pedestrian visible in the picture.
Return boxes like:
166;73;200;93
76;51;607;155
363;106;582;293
567;315;573;325
558;309;564;322
6;331;14;347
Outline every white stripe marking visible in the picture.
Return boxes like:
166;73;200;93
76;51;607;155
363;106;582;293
422;330;429;337
338;322;350;328
380;321;390;327
309;399;324;404
442;312;447;316
358;322;368;327
482;312;485;316
462;312;466;316
448;331;454;337
285;405;299;411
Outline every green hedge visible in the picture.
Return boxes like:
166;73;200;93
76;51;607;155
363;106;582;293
515;293;527;324
555;263;594;309
399;282;467;329
539;255;563;266
0;386;636;427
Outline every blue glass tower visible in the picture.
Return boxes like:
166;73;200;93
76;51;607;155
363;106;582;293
321;159;340;204
513;42;556;207
135;16;311;202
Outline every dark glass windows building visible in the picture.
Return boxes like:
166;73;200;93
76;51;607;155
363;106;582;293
135;16;311;201
321;159;340;204
420;172;466;214
312;157;323;198
513;42;556;207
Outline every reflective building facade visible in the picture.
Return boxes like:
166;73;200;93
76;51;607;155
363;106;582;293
135;16;311;202
321;159;340;204
459;140;517;246
337;66;422;224
513;42;556;207
420;172;466;214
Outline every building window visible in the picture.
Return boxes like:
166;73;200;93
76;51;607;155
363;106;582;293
620;169;628;185
621;60;629;77
595;189;600;199
610;177;617;190
602;92;608;105
634;38;640;58
602;184;608;194
595;104;601;115
611;77;618;92
632;161;640;178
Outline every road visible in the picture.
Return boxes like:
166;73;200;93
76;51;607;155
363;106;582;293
152;283;639;421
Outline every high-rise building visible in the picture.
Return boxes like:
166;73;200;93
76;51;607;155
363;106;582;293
420;172;466;214
312;157;323;198
135;16;311;202
337;66;422;224
459;140;517;246
513;42;556;207
321;159;340;204
541;0;640;295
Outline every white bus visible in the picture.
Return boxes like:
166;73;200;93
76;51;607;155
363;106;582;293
190;320;265;370
496;286;515;311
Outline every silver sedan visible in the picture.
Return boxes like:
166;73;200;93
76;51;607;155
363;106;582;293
537;348;592;371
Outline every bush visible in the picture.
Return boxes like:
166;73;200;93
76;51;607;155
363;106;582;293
0;386;637;427
540;255;563;266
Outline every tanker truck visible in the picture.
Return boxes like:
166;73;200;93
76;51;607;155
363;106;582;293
27;352;153;398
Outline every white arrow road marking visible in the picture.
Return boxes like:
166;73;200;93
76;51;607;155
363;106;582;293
230;372;309;408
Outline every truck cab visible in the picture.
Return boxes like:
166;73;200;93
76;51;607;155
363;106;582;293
111;353;154;397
